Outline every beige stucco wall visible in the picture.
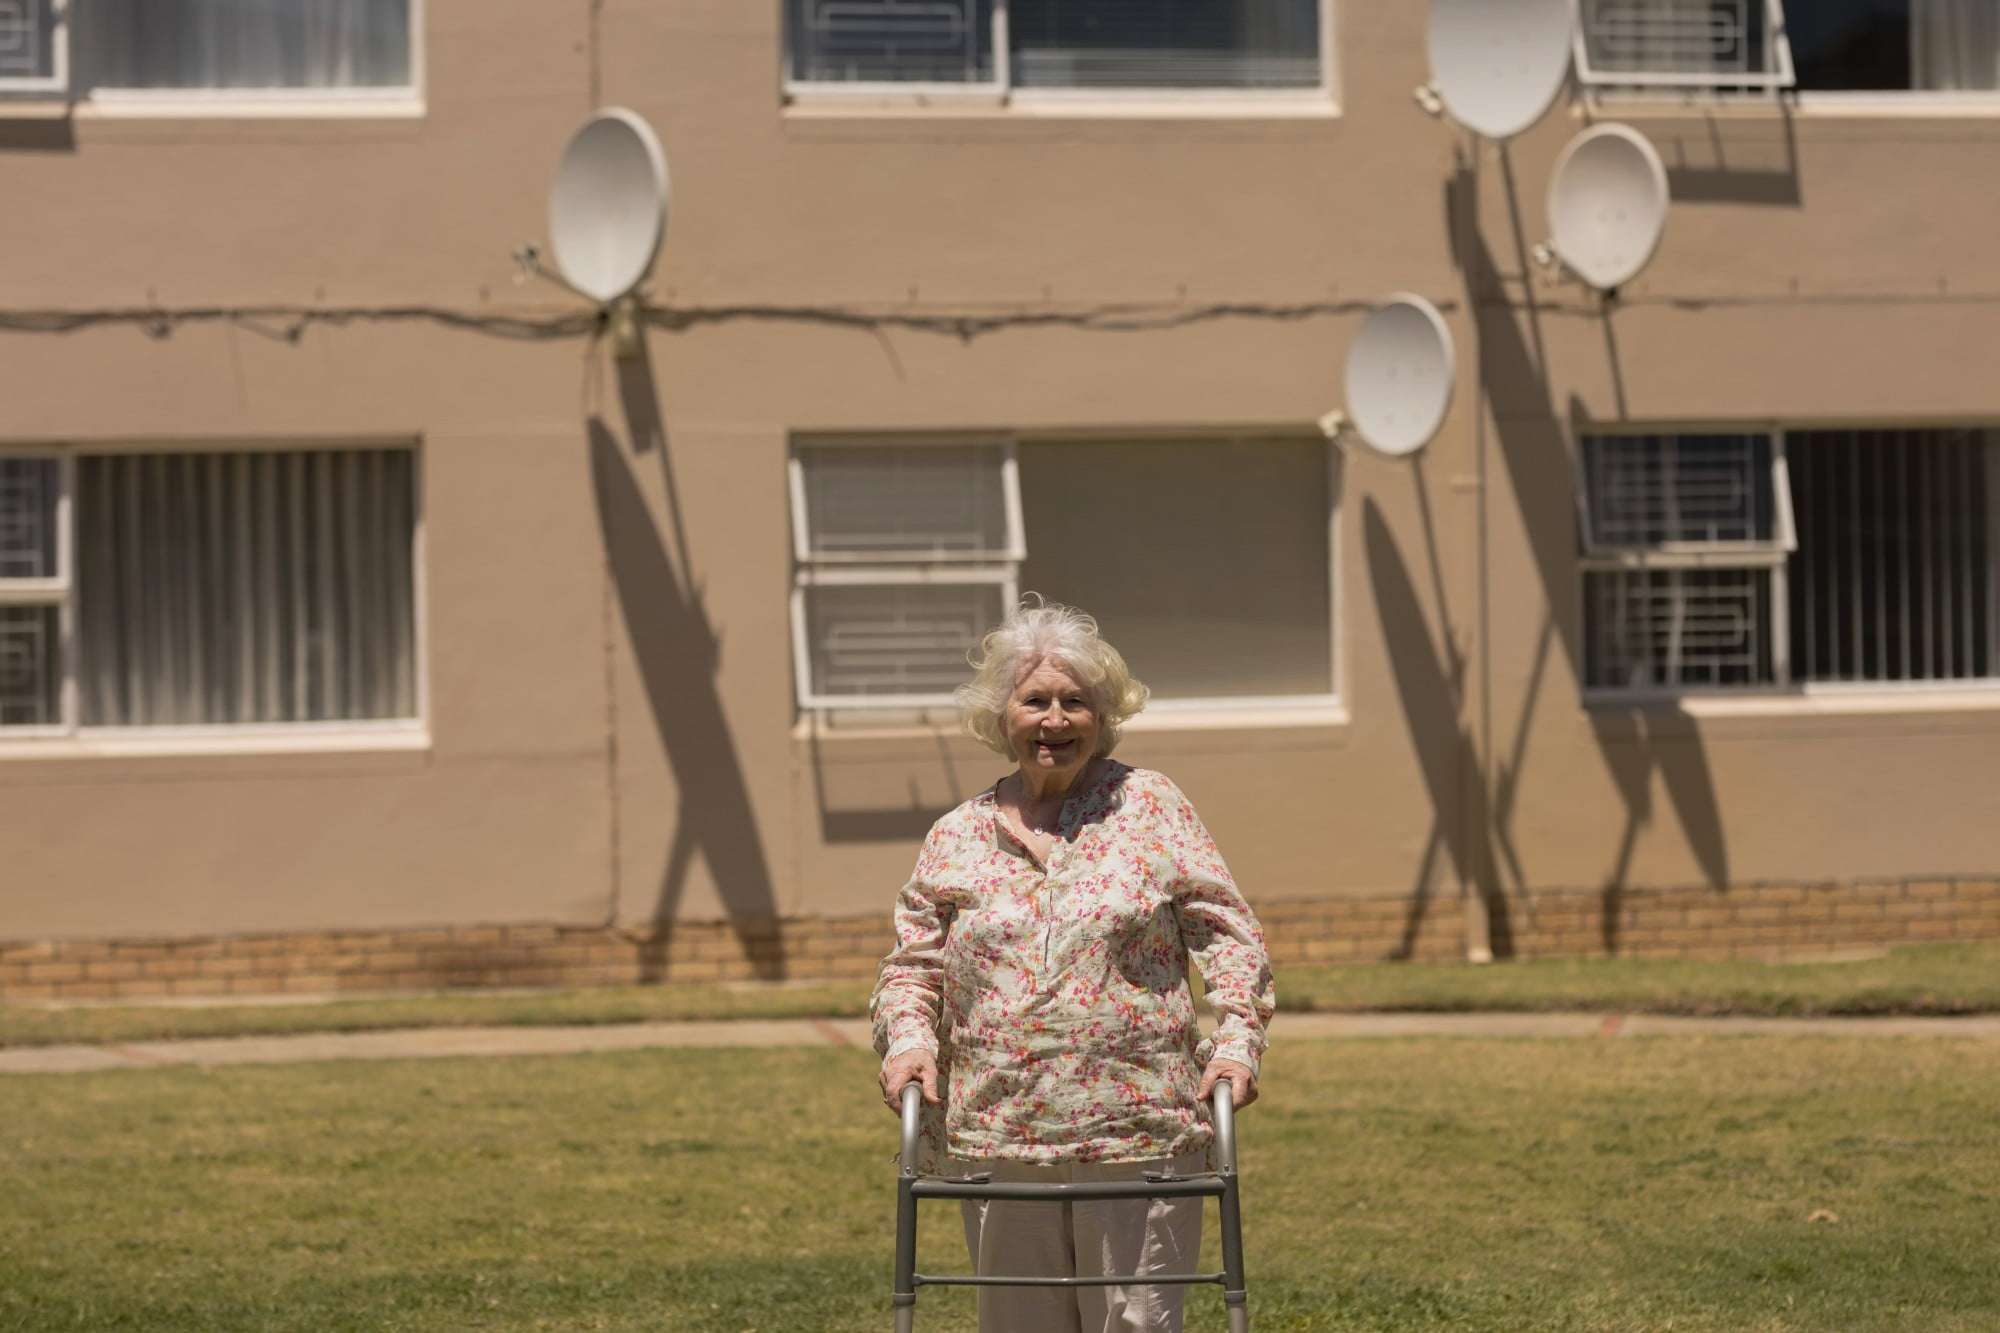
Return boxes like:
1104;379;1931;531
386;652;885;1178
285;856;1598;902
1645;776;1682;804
5;0;2000;949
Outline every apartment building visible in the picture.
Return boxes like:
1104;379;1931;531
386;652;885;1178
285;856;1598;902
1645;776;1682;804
4;0;1999;1001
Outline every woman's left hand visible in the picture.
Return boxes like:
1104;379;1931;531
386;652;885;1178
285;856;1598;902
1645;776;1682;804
1197;1058;1258;1110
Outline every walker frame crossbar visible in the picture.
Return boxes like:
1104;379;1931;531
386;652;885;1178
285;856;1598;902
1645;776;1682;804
892;1081;1251;1332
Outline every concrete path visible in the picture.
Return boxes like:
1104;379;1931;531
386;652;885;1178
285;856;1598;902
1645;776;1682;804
4;1011;1998;1076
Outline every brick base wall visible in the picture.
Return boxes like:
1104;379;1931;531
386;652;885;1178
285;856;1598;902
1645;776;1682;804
4;877;1998;1003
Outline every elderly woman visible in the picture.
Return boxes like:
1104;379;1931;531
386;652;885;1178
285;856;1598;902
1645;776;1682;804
872;599;1276;1333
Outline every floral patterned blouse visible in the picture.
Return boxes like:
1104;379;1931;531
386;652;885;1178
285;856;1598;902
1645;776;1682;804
871;760;1276;1167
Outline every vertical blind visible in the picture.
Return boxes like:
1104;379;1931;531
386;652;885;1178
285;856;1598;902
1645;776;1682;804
75;450;418;727
1018;439;1333;698
1909;0;2000;90
82;0;413;90
1789;429;1993;683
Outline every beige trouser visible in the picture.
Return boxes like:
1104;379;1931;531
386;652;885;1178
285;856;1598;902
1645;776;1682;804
954;1149;1206;1333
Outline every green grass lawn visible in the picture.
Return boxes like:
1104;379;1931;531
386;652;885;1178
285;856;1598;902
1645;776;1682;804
5;942;2000;1051
2;1035;1995;1331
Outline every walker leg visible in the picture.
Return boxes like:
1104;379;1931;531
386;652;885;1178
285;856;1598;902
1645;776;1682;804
1219;1136;1249;1333
893;1168;918;1332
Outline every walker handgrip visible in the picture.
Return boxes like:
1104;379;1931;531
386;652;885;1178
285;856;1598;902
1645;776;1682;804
1211;1080;1238;1175
899;1081;922;1177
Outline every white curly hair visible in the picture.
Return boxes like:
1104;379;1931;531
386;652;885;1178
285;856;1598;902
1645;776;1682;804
954;596;1150;758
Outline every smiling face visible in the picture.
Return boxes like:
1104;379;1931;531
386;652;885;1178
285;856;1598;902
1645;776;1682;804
1003;656;1102;782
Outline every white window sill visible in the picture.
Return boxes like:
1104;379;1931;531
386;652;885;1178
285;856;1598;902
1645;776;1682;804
783;88;1339;120
1585;686;2000;719
0;722;431;761
0;93;425;120
1578;90;2000;120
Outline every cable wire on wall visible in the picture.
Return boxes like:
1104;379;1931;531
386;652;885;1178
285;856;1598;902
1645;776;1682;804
1;287;1995;347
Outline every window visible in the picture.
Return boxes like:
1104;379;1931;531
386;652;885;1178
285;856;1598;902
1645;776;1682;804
784;0;1325;98
1788;429;1994;682
790;436;1336;712
789;440;1022;710
0;447;420;735
1;0;418;101
1581;428;1998;694
1575;0;2000;95
0;457;65;727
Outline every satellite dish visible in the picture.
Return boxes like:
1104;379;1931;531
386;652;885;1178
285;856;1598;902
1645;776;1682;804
1427;0;1575;139
548;107;670;305
1547;123;1669;291
1344;295;1456;458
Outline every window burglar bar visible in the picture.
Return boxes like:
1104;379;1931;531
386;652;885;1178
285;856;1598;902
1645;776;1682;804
1582;427;2000;695
892;1082;1252;1332
798;0;986;83
1586;566;1774;689
1573;0;1796;89
1592;0;1755;72
1583;431;1774;548
0;456;71;730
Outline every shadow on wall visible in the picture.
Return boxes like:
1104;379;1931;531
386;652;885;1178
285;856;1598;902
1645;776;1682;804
0;120;77;153
1656;109;1803;209
588;335;784;980
1365;145;1733;957
807;724;971;844
1362;494;1515;958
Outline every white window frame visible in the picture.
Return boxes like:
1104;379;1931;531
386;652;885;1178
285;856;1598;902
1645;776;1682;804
0;0;70;96
1;0;424;117
0;451;75;736
790;436;1023;712
790;564;1020;711
0;440;430;754
790;433;1344;724
1580;423;2000;705
782;0;1340;117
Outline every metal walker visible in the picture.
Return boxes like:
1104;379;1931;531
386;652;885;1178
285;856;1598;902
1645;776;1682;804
892;1081;1252;1331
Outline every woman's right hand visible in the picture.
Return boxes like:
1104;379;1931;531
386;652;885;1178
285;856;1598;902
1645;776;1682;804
880;1049;941;1113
